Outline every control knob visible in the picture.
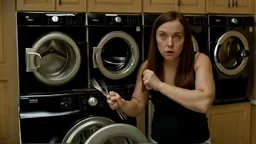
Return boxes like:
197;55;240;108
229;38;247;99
88;97;98;106
52;16;59;22
115;16;122;23
231;18;238;24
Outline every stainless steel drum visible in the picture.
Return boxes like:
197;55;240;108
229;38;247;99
92;31;140;80
213;30;249;76
61;116;148;144
25;32;81;86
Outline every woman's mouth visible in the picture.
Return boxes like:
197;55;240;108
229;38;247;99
165;51;174;54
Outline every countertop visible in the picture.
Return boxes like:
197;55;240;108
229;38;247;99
251;100;256;106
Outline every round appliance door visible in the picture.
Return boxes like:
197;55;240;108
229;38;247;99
85;123;148;144
214;30;249;76
25;32;81;86
192;35;199;52
61;117;128;144
93;31;140;80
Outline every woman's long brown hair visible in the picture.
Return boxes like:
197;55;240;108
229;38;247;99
142;11;195;91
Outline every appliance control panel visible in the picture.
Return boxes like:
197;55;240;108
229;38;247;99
80;92;106;110
19;92;80;113
46;13;85;25
17;12;86;26
143;14;159;26
87;13;142;26
79;87;135;111
186;16;207;25
107;15;142;25
209;15;254;26
19;87;135;114
144;14;207;26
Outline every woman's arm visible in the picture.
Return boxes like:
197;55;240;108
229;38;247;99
157;53;215;113
108;62;149;117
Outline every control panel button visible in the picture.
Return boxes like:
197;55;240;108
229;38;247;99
231;18;238;24
88;97;98;106
60;97;72;109
115;16;122;23
51;16;59;22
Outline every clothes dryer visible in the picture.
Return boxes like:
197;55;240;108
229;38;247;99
17;12;88;95
143;14;208;61
207;15;254;103
19;87;147;144
87;13;142;88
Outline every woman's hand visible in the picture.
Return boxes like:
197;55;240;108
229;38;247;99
142;69;162;91
105;91;124;110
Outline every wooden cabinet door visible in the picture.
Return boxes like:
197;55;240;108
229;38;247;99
207;0;233;14
250;104;256;144
16;0;55;11
207;0;254;14
206;102;251;144
0;0;10;142
143;0;179;13
179;0;206;14
88;0;142;13
0;0;19;144
56;0;87;12
232;0;254;14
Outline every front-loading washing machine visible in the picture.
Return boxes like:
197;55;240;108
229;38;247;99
143;13;208;61
19;87;148;144
17;12;88;95
87;13;142;88
207;15;254;103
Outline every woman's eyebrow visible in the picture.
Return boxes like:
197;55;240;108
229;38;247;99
174;32;184;34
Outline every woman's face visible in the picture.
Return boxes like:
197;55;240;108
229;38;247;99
156;19;185;61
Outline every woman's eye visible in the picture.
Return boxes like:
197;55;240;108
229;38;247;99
160;34;166;39
175;35;181;39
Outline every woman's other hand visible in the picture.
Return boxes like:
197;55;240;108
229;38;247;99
142;69;162;91
106;91;123;110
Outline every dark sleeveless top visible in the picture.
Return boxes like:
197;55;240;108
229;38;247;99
150;53;210;144
150;91;210;144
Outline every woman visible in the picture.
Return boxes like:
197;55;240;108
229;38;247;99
106;11;215;144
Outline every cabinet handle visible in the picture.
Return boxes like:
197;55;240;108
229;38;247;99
235;0;237;7
59;0;62;5
178;0;181;6
232;0;234;7
228;0;230;7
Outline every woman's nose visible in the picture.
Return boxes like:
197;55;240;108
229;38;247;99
167;37;173;47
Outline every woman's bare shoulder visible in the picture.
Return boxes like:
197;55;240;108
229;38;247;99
194;52;212;70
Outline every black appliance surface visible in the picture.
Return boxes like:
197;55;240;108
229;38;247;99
207;15;254;103
17;12;88;95
87;13;142;88
19;87;136;143
143;14;208;60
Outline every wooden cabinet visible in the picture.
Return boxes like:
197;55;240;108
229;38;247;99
143;0;205;14
207;0;254;14
16;0;87;12
16;0;55;11
0;0;19;144
179;0;206;14
56;0;87;12
87;0;142;13
250;104;256;144
206;102;251;144
0;0;9;142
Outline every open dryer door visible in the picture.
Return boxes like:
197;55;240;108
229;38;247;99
61;117;129;144
84;123;148;144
